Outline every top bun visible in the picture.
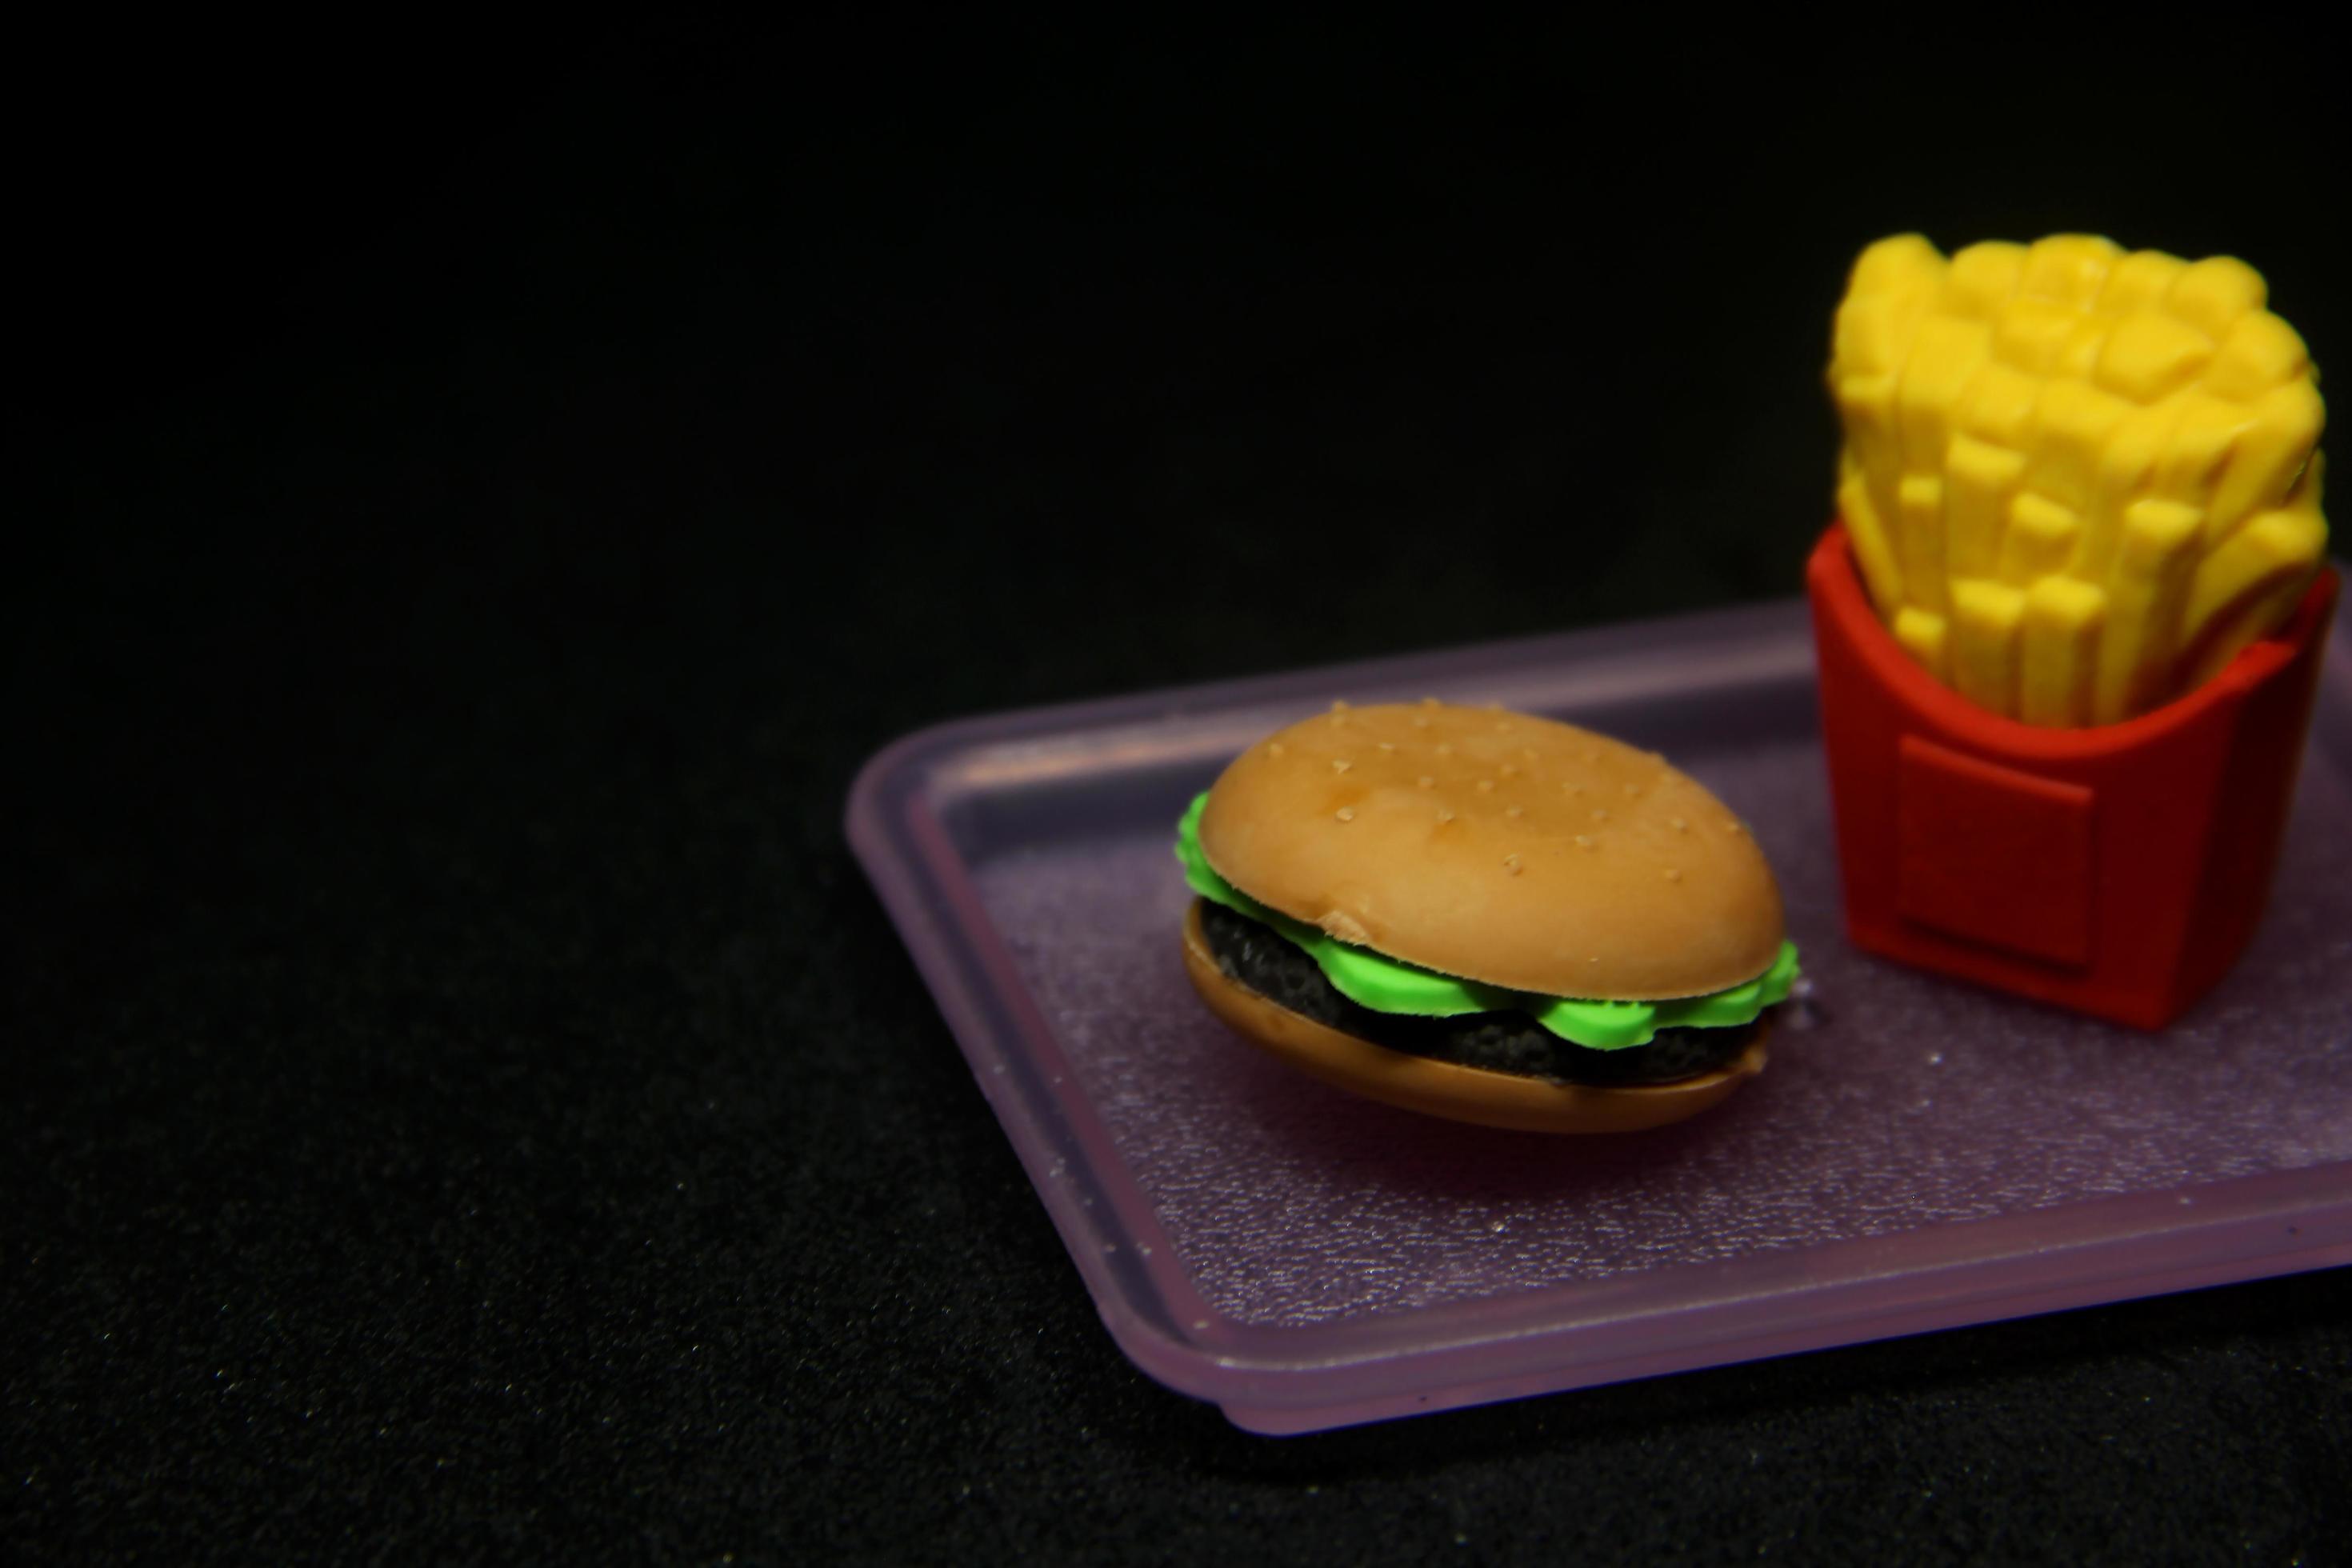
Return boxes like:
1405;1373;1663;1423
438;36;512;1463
1197;702;1785;1000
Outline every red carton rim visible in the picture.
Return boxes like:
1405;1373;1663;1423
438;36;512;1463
1806;523;2339;758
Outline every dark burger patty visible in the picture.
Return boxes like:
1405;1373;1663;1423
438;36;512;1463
1197;899;1764;1086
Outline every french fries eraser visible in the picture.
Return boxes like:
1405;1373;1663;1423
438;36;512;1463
1810;234;2339;1030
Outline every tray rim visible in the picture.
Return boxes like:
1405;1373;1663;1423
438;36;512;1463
845;582;2352;1423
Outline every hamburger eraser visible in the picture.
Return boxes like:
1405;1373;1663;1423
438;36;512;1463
1174;701;1800;1134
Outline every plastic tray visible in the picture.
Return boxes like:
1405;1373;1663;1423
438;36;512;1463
845;590;2352;1434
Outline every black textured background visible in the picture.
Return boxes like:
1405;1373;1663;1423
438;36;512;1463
8;18;2350;1565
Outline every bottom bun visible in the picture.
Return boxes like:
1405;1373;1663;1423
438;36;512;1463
1182;902;1767;1134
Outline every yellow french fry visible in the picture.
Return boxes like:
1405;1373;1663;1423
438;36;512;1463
2002;492;2081;584
2094;313;2213;406
1956;362;2046;448
2177;494;2330;688
2019;577;2106;728
1946;435;2026;581
2093;499;2203;724
1897;317;1992;477
1848;233;1946;298
2018;234;2122;306
1939;241;2026;318
2098;250;2187;315
2204;311;2310;402
2030;378;2134;514
1838;456;1907;618
1898;474;1950;616
2207;381;2322;545
2085;403;2188;582
2166;255;2266;339
1894;605;1950;681
1950;577;2026;713
1994;298;2079;377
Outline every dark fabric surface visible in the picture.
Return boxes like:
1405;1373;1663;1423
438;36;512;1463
8;19;2350;1564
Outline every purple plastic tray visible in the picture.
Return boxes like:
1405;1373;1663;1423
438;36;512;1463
846;590;2352;1434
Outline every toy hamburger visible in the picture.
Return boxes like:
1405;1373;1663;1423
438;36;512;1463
1176;701;1799;1133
